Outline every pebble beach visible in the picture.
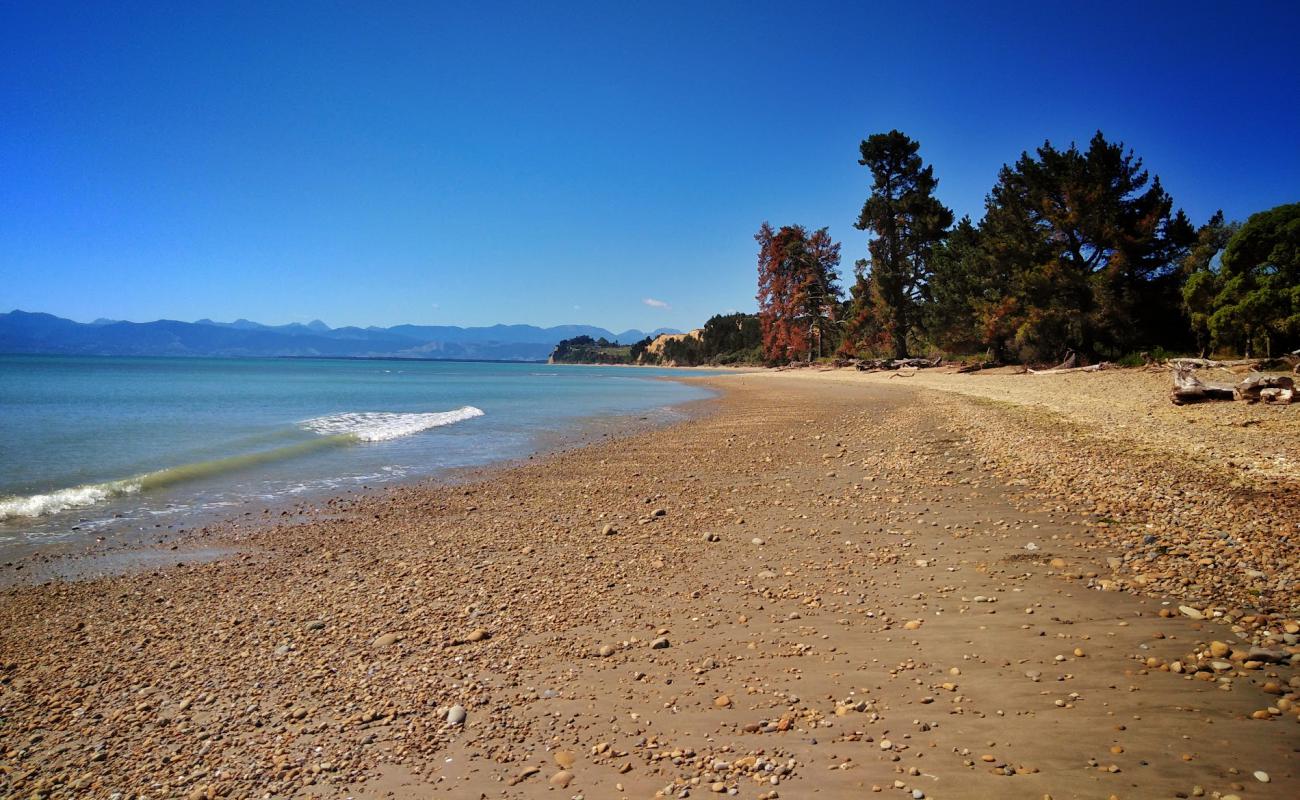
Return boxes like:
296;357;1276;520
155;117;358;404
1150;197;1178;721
1;369;1297;799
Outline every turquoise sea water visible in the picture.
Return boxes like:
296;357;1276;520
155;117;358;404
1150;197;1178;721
0;355;715;555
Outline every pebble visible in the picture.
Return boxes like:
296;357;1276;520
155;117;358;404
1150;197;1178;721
446;705;466;725
550;770;573;788
372;632;399;648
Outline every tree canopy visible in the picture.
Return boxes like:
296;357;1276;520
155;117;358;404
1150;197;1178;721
755;223;842;363
1187;202;1300;356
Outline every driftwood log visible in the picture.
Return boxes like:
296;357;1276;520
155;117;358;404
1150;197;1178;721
1169;357;1260;369
1028;362;1111;375
855;356;942;372
1050;351;1078;371
1235;374;1295;403
1170;366;1236;405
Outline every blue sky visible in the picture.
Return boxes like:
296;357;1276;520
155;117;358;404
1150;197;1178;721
3;1;1297;332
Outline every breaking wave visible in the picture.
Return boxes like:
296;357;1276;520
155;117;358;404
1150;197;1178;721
0;406;485;521
298;406;484;441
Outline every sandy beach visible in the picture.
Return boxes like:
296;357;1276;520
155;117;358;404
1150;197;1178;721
2;370;1297;800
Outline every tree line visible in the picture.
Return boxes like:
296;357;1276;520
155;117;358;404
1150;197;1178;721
757;130;1299;365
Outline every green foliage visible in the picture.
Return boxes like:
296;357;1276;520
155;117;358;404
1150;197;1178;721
700;312;763;362
1200;203;1300;356
629;336;655;363
925;216;994;354
549;335;634;364
1180;211;1239;354
976;131;1196;362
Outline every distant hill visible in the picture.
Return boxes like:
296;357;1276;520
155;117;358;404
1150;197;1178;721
0;310;682;362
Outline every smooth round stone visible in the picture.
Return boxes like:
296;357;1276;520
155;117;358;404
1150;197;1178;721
372;633;399;648
554;750;576;769
1253;771;1269;782
466;628;489;642
598;644;615;657
446;704;466;725
651;637;670;649
549;770;573;788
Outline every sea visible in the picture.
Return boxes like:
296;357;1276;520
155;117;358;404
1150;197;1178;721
0;355;717;560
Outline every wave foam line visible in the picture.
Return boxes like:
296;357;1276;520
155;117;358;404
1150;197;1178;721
0;406;485;522
0;480;142;521
299;406;484;441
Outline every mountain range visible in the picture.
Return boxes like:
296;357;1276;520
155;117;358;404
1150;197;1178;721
0;310;681;361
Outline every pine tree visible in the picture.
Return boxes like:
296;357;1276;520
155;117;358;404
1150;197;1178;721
850;131;953;359
982;131;1194;361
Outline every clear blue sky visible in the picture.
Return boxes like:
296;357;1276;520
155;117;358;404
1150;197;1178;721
3;1;1297;332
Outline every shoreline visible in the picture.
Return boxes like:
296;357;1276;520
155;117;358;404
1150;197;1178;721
1;372;1295;799
0;377;727;587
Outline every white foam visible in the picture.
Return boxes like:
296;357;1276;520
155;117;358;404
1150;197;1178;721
299;406;485;442
0;480;141;521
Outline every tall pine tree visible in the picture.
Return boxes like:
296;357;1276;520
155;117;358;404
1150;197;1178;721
848;131;953;359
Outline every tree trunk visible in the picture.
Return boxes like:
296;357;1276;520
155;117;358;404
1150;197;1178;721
892;314;908;360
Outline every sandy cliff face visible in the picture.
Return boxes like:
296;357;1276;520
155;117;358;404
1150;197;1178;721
641;329;703;365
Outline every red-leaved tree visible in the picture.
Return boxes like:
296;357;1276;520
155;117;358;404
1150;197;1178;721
755;223;842;363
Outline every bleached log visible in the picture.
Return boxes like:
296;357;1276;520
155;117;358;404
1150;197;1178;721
1168;358;1259;369
1171;366;1235;405
889;357;941;369
1050;351;1078;371
1235;374;1296;402
1028;362;1111;375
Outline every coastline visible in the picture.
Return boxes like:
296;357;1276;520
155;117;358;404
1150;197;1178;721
1;372;1295;799
0;377;724;587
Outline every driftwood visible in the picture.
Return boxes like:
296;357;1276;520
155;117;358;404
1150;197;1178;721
1028;362;1112;375
957;360;998;374
856;356;942;372
1168;357;1260;369
1235;374;1295;403
1049;350;1078;371
1171;366;1236;405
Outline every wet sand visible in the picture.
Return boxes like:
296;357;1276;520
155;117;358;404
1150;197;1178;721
1;371;1296;799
